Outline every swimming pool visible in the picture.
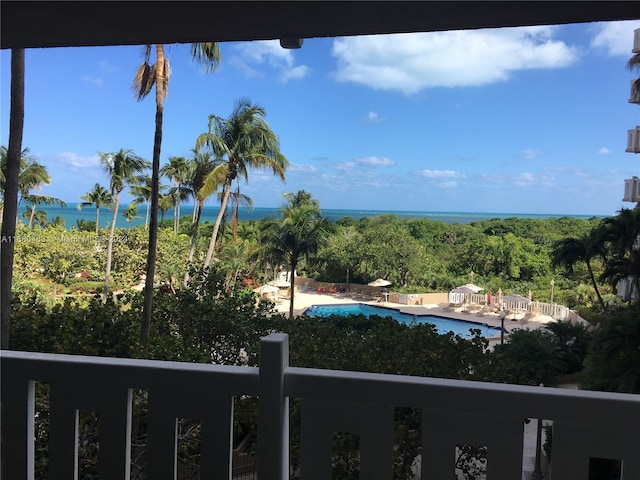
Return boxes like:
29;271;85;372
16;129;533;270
303;303;502;338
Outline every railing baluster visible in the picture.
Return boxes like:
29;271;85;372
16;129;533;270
0;374;34;480
300;399;333;480
258;333;289;480
98;387;132;480
200;396;234;480
146;386;179;480
48;383;79;480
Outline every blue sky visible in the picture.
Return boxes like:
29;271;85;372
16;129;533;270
2;20;640;216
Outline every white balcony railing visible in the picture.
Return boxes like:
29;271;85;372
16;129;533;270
2;333;640;479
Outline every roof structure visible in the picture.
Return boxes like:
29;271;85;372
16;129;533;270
2;1;640;49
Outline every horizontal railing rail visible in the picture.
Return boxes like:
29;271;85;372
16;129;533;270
3;333;640;479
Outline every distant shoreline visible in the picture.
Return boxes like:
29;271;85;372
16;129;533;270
23;203;606;230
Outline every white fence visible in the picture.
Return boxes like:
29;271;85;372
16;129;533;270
3;334;640;479
448;293;571;321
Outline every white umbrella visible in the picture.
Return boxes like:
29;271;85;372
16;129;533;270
455;283;484;293
503;294;530;303
268;278;291;288
253;285;280;294
368;278;391;287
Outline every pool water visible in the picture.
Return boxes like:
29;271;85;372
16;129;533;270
303;303;502;338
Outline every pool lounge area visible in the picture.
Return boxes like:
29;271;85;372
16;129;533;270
303;303;504;339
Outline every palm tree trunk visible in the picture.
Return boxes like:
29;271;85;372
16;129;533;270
183;198;203;287
28;204;36;227
289;258;298;319
1;48;25;349
141;44;165;349
173;180;180;233
104;192;120;300
586;260;607;312
203;182;232;268
95;206;100;235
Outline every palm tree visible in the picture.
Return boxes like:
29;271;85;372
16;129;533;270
158;192;174;223
133;42;221;348
260;191;333;318
122;203;140;228
1;147;52;207
100;149;149;298
129;175;154;229
220;181;253;241
1;48;25;349
627;47;640;103
22;194;66;227
551;231;607;312
50;216;66;227
161;155;190;233
195;97;289;268
182;149;220;287
21;205;47;226
78;183;113;235
600;207;640;302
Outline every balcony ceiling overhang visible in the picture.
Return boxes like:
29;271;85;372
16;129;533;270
2;1;640;50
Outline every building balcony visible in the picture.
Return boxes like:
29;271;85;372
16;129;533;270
2;333;639;479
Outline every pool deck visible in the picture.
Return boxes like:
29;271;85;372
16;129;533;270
274;288;551;346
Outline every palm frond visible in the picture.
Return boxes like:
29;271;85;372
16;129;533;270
161;58;171;98
632;78;640;104
627;52;640;73
132;62;156;101
191;43;221;73
199;164;228;200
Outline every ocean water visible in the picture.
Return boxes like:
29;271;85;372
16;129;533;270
23;203;602;230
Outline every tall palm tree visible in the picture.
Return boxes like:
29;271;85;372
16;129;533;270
133;42;221;348
161;155;190;233
195;97;289;268
260;191;333;318
551;231;607;312
182;149;220;287
100;149;149;298
78;183;113;235
1;48;25;349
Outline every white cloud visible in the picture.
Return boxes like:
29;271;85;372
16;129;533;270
98;60;117;73
289;163;318;173
82;76;103;87
416;169;465;179
513;172;536;186
231;40;309;82
356;156;395;167
599;147;611;155
331;161;356;171
52;152;101;169
591;21;640;56
332;26;578;94
522;149;542;160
